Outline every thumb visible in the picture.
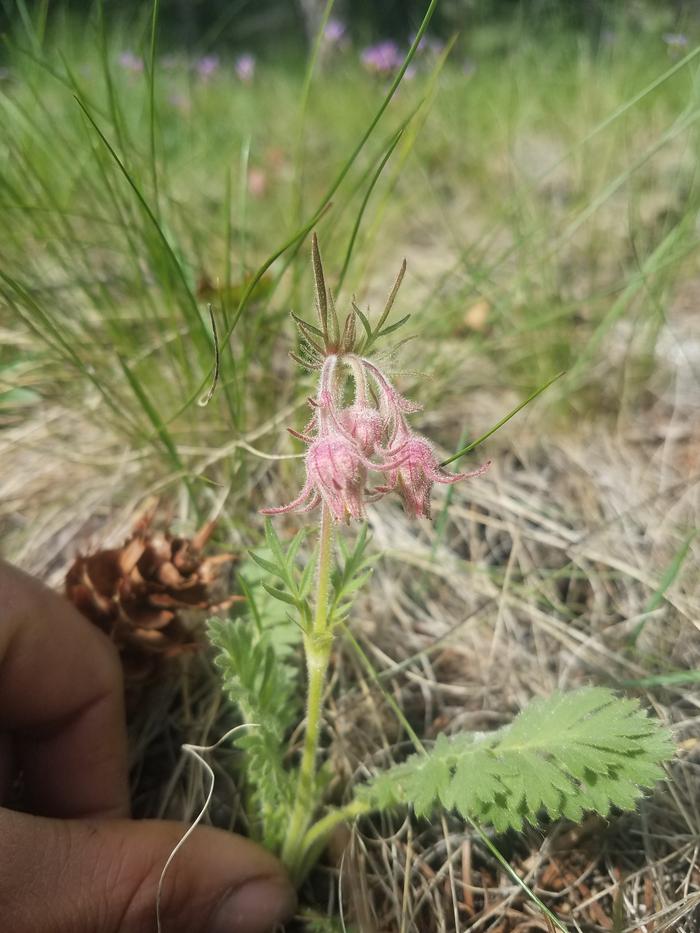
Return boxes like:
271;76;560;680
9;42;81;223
0;808;296;933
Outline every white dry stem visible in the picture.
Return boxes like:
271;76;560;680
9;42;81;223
155;723;258;933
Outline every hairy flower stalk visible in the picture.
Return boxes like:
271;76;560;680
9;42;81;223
262;239;489;880
279;502;334;876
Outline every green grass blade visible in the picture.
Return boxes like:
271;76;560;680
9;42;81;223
73;95;209;349
335;124;407;293
468;819;569;932
441;371;565;466
291;0;335;229
117;353;195;501
629;529;697;644
219;0;440;352
148;0;161;218
619;670;700;689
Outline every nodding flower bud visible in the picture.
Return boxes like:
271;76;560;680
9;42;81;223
336;404;386;456
376;431;491;519
261;433;369;523
262;350;489;522
360;357;421;438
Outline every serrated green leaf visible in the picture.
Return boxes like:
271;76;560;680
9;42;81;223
404;756;451;817
207;612;300;850
329;523;375;626
442;748;505;814
341;569;373;595
364;687;673;834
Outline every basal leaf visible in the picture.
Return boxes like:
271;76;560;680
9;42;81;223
363;687;673;834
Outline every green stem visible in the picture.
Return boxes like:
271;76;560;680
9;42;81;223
300;799;370;860
281;505;334;878
292;798;371;884
312;503;333;636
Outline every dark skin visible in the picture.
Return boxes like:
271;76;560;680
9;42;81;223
0;560;296;932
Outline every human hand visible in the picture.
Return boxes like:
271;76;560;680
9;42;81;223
0;560;296;932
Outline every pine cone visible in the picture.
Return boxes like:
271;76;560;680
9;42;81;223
66;515;239;678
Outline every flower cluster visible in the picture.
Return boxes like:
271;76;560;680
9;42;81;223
195;54;220;80
359;33;445;78
262;353;489;523
360;40;404;76
323;18;349;49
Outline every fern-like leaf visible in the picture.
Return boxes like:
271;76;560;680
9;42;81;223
361;688;673;832
208;611;300;848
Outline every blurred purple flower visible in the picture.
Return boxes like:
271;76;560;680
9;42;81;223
119;50;144;74
324;18;347;44
361;40;402;76
196;54;220;79
663;32;689;49
235;52;256;83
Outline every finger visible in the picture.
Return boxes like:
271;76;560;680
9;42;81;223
0;808;296;933
0;734;14;801
0;560;129;818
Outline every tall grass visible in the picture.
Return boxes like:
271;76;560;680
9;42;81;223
2;4;699;507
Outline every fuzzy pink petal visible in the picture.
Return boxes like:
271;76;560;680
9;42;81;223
260;479;314;514
296;492;322;513
360;358;422;414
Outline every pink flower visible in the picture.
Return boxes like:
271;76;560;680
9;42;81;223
323;18;348;46
360;357;420;443
196;54;220;79
262;346;489;522
336;404;385;455
261;434;369;522
377;432;490;519
325;356;387;455
361;40;402;76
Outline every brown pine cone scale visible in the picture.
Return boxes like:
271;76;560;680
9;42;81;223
66;515;239;678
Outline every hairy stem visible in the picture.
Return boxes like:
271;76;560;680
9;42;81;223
300;799;370;867
281;504;334;879
312;503;333;637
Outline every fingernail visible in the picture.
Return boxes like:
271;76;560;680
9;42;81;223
211;876;296;933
